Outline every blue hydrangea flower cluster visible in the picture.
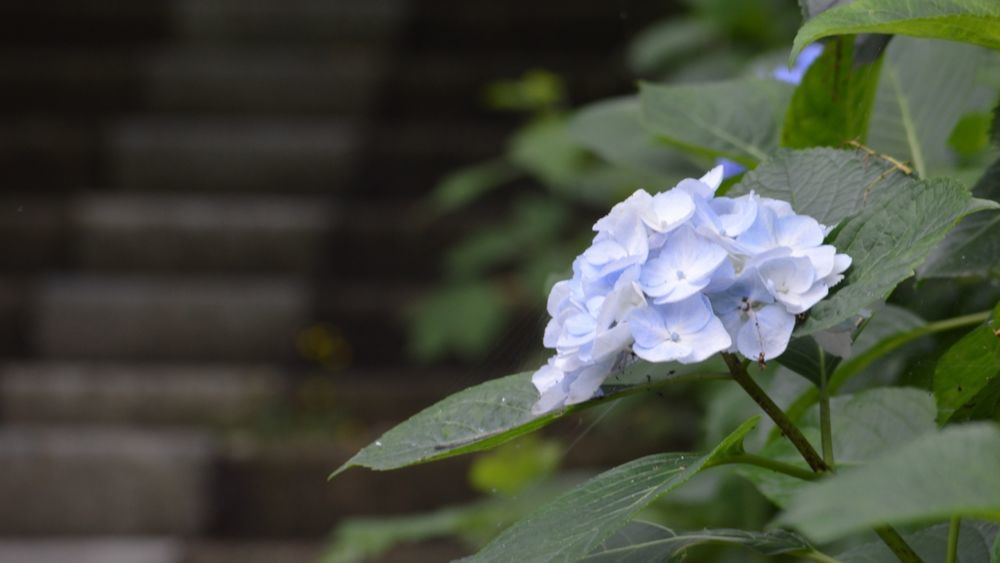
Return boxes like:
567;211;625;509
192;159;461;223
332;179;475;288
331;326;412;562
532;166;851;413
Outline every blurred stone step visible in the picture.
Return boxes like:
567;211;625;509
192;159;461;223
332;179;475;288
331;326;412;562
34;276;309;362
0;538;183;563
0;426;214;535
0;116;507;192
0;47;626;118
185;541;326;563
0;361;476;428
0;362;283;427
170;0;410;45
0;119;101;190
0;197;70;272
0;47;388;115
1;194;492;279
109;118;361;192
0;0;408;47
72;193;333;273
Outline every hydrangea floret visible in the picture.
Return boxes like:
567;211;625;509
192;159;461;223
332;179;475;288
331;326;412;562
532;166;851;414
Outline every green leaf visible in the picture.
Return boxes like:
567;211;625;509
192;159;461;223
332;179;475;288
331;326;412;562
428;159;520;215
508;117;590;188
934;302;1000;423
866;37;994;177
579;521;812;562
728;148;912;225
407;283;511;363
485;69;566;112
638;79;794;166
467;418;760;562
798;0;852;20
781;37;883;149
791;0;1000;60
568;96;700;179
323;480;574;563
332;361;725;476
776;337;842;387
950;112;994;159
919;157;1000;280
778;422;1000;542
837;520;1000;563
627;18;720;76
468;436;561;495
743;387;936;507
796;177;993;336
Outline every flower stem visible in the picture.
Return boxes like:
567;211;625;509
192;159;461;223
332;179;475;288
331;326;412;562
713;453;819;481
946;516;961;563
793;550;846;563
722;353;829;473
780;309;992;428
875;527;925;563
722;354;923;563
818;345;836;468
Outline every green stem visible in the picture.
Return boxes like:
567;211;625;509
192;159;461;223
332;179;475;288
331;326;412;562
722;353;829;473
713;453;819;481
946;516;961;563
779;309;992;431
722;353;922;563
818;345;836;468
793;550;845;563
875;527;925;563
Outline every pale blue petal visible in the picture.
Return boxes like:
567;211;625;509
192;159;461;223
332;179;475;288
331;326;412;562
711;195;758;237
644;189;695;232
680;314;732;363
651;279;705;304
775;214;825;249
566;360;617;405
736;304;795;361
676;178;715;200
703;258;736;293
590;323;634;362
633;338;692;363
699;165;725;193
531;361;563;394
628;305;667;349
660;294;714;334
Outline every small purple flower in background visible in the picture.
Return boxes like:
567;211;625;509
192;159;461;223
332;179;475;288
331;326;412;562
773;43;824;85
715;157;747;180
530;165;851;413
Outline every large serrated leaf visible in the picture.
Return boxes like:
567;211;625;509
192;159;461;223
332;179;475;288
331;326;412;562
638;79;794;166
333;360;724;476
580;521;812;562
778;423;1000;542
866;37;994;178
796;177;994;336
920;157;1000;280
935;302;1000;424
781;36;883;149
791;0;1000;60
837;520;1000;563
742;387;936;507
467;418;759;563
729;147;912;226
567;96;699;180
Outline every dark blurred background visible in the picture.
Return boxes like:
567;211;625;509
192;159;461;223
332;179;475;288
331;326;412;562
0;1;806;561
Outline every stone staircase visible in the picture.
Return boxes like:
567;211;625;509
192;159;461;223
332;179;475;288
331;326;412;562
0;1;665;561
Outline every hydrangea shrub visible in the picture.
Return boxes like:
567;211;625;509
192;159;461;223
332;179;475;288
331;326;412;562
332;2;1000;561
